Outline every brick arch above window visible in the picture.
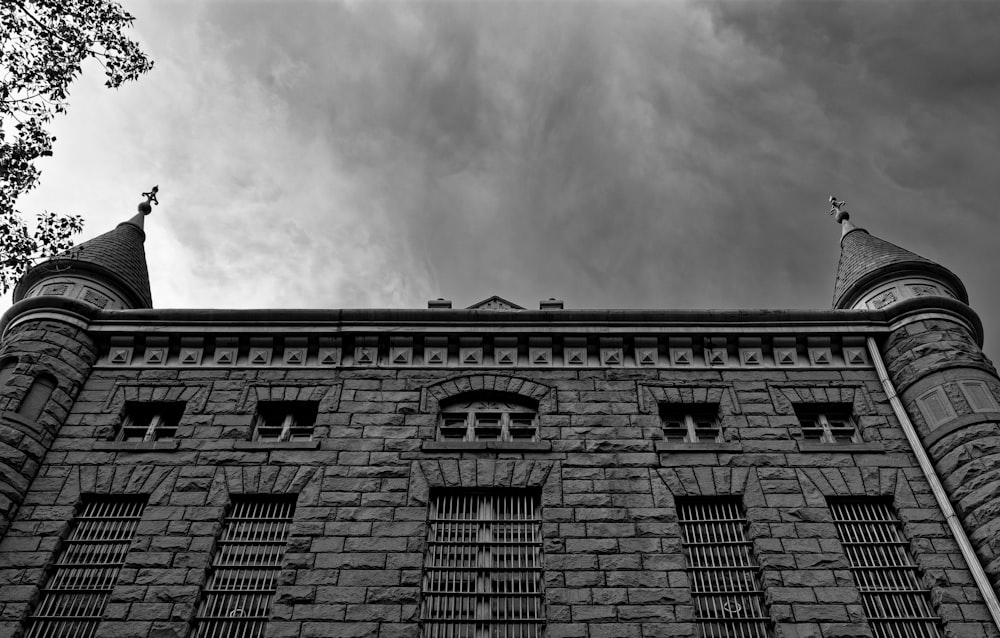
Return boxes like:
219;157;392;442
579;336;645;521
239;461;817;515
410;459;558;506
768;383;872;416
421;374;554;414
797;467;903;506
236;383;342;413
638;383;736;414
105;382;211;414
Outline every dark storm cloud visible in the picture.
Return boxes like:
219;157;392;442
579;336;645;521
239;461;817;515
11;1;999;360
190;1;849;310
709;1;1000;197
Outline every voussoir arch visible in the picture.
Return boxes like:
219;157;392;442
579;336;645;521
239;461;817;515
421;374;555;414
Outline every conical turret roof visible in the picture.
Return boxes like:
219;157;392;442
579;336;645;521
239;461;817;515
832;226;967;309
14;213;153;308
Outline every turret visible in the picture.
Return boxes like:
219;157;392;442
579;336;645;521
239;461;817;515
0;189;158;538
830;197;967;310
11;186;157;310
829;197;1000;591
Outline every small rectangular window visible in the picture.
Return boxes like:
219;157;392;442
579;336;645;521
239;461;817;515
916;388;956;428
794;404;859;443
119;402;184;442
959;380;998;413
660;404;721;443
677;499;771;638
193;496;295;638
422;492;544;638
253;401;317;442
829;500;942;638
25;496;146;638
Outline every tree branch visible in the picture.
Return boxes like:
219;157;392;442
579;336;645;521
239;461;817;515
12;0;112;61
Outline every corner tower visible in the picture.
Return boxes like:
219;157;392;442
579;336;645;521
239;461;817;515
830;197;1000;591
11;187;157;310
830;198;967;311
0;189;157;537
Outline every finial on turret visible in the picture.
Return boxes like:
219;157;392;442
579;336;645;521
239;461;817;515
829;195;857;237
829;196;849;223
138;185;159;215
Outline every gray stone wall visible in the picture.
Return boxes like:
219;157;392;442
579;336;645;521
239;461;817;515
0;319;98;539
0;364;994;638
883;317;1000;594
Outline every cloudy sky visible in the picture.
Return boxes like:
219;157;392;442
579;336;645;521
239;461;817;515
7;1;1000;360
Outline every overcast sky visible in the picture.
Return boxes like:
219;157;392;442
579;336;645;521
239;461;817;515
7;1;1000;360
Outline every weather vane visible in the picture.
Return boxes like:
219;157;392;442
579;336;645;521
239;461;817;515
829;195;849;223
138;185;159;215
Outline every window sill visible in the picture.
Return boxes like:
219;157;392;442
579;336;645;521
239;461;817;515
422;441;553;452
234;440;321;450
93;440;180;451
796;441;885;453
654;441;742;453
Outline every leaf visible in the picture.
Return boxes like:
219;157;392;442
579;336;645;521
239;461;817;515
0;0;152;294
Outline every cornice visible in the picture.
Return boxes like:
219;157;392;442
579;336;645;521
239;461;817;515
881;296;985;346
1;296;100;336
86;307;891;332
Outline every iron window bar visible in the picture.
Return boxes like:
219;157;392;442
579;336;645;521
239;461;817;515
118;401;184;442
253;401;316;442
25;496;146;638
794;405;859;444
422;492;544;638
830;500;942;638
678;499;772;638
193;497;295;638
661;404;722;443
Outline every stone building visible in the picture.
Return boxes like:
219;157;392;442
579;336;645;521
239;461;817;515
1;195;999;638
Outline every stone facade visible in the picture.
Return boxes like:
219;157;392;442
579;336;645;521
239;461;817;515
0;349;996;638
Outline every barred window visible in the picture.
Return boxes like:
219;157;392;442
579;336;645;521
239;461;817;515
661;404;721;443
118;402;185;442
678;499;771;638
794;404;859;444
193;496;295;638
422;492;544;638
830;500;942;638
25;496;146;638
253;401;317;442
439;396;538;442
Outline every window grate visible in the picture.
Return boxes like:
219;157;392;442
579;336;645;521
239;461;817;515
422;492;544;638
193;496;295;638
25;496;146;638
830;500;942;638
678;499;771;638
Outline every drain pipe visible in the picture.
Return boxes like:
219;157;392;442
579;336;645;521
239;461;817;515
867;337;1000;630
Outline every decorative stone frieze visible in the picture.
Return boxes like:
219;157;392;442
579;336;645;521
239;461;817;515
93;331;878;370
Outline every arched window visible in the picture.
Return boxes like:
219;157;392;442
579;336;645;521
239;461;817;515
439;393;538;442
18;373;57;421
